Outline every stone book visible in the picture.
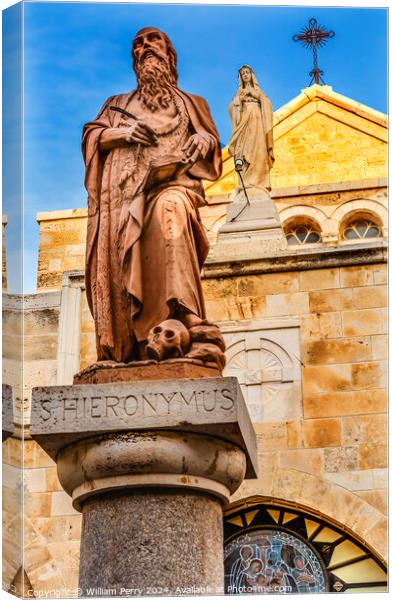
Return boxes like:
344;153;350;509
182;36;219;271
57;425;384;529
144;154;189;192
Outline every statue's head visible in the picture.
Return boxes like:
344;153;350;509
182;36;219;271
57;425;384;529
131;27;178;112
238;65;258;88
132;27;178;85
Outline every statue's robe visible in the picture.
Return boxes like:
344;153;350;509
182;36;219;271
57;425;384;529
228;85;274;192
82;88;222;362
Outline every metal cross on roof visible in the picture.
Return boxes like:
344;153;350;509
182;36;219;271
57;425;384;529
293;17;335;86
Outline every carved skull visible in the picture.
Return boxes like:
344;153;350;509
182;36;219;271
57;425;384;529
146;319;191;361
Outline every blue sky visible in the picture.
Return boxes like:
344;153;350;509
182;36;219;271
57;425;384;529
2;1;388;293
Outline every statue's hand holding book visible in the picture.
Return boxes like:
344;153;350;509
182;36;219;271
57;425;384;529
144;133;213;192
181;132;213;165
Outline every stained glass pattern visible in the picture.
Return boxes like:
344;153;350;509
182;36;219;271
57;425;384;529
225;529;326;594
223;498;387;594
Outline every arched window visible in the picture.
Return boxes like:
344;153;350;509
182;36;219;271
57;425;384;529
342;218;382;240
341;213;382;241
284;218;321;246
224;498;387;594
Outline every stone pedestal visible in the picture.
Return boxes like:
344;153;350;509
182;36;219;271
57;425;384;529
74;359;221;385
215;189;287;260
31;376;257;596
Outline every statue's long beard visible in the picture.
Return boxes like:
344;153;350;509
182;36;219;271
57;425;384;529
136;54;174;112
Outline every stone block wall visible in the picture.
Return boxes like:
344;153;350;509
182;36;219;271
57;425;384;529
2;437;22;590
3;294;60;427
36;209;87;292
271;107;386;189
224;262;388;560
2;292;74;594
3;435;82;594
22;438;81;593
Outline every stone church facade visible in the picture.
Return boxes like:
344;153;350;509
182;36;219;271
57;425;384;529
2;84;388;594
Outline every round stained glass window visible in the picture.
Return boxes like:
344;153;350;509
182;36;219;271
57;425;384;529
224;529;327;594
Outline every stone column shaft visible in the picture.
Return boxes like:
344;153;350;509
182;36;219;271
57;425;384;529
79;490;223;596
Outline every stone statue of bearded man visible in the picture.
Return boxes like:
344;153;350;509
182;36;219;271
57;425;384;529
82;28;225;369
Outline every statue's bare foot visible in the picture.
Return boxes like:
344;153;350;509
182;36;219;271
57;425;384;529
182;313;203;329
185;322;226;370
185;342;226;371
74;360;126;380
96;360;123;367
188;323;225;352
89;360;126;371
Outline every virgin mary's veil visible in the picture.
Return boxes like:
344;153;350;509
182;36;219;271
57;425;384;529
238;65;260;89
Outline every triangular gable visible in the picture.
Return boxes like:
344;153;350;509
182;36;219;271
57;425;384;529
274;84;387;143
274;84;387;132
205;84;387;196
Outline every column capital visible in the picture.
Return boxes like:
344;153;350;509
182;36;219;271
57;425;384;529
57;430;247;510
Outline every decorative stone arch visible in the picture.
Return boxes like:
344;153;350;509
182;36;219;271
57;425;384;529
231;468;387;562
225;334;295;370
331;198;388;238
279;205;326;231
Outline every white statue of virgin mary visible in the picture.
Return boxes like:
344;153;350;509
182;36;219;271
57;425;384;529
228;65;275;193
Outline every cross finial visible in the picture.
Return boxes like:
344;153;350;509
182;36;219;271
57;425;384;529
293;17;335;85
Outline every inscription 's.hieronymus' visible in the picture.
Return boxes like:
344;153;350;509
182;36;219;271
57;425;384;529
40;387;235;423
